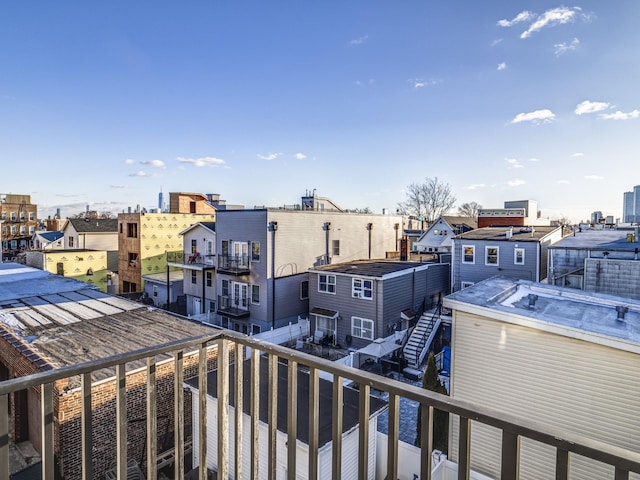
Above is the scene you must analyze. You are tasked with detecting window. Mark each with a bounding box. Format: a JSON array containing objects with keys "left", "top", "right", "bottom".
[
  {"left": 29, "top": 212, "right": 34, "bottom": 221},
  {"left": 69, "top": 236, "right": 75, "bottom": 247},
  {"left": 56, "top": 262, "right": 64, "bottom": 275},
  {"left": 514, "top": 248, "right": 525, "bottom": 265},
  {"left": 206, "top": 271, "right": 213, "bottom": 287},
  {"left": 119, "top": 223, "right": 123, "bottom": 234},
  {"left": 485, "top": 246, "right": 499, "bottom": 265},
  {"left": 222, "top": 279, "right": 229, "bottom": 296},
  {"left": 332, "top": 239, "right": 340, "bottom": 256},
  {"left": 251, "top": 285, "right": 260, "bottom": 304},
  {"left": 352, "top": 278, "right": 373, "bottom": 299},
  {"left": 191, "top": 271, "right": 197, "bottom": 284},
  {"left": 0, "top": 212, "right": 5, "bottom": 220},
  {"left": 126, "top": 223, "right": 138, "bottom": 238},
  {"left": 19, "top": 226, "right": 26, "bottom": 235},
  {"left": 461, "top": 281, "right": 474, "bottom": 289},
  {"left": 128, "top": 252, "right": 139, "bottom": 267},
  {"left": 352, "top": 316, "right": 374, "bottom": 340},
  {"left": 251, "top": 241, "right": 260, "bottom": 262},
  {"left": 10, "top": 226, "right": 16, "bottom": 234},
  {"left": 462, "top": 245, "right": 475, "bottom": 263},
  {"left": 10, "top": 212, "right": 16, "bottom": 221},
  {"left": 315, "top": 314, "right": 337, "bottom": 337},
  {"left": 191, "top": 239, "right": 197, "bottom": 253},
  {"left": 300, "top": 280, "right": 309, "bottom": 300},
  {"left": 29, "top": 227, "right": 35, "bottom": 235},
  {"left": 153, "top": 285, "right": 158, "bottom": 297},
  {"left": 221, "top": 240, "right": 229, "bottom": 255},
  {"left": 318, "top": 274, "right": 336, "bottom": 293}
]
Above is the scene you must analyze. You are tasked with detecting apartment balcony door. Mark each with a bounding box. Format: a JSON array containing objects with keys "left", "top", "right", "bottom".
[
  {"left": 232, "top": 282, "right": 249, "bottom": 310},
  {"left": 205, "top": 240, "right": 215, "bottom": 265},
  {"left": 193, "top": 297, "right": 202, "bottom": 315}
]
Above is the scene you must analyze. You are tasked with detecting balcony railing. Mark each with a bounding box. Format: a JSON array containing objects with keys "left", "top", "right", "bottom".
[
  {"left": 2, "top": 330, "right": 640, "bottom": 480},
  {"left": 166, "top": 250, "right": 216, "bottom": 268},
  {"left": 217, "top": 294, "right": 250, "bottom": 318},
  {"left": 217, "top": 253, "right": 250, "bottom": 275}
]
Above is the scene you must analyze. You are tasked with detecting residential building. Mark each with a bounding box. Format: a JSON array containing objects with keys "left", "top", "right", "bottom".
[
  {"left": 444, "top": 277, "right": 640, "bottom": 480},
  {"left": 117, "top": 192, "right": 216, "bottom": 294},
  {"left": 62, "top": 217, "right": 119, "bottom": 271},
  {"left": 214, "top": 207, "right": 404, "bottom": 334},
  {"left": 0, "top": 194, "right": 37, "bottom": 259},
  {"left": 30, "top": 231, "right": 64, "bottom": 251},
  {"left": 0, "top": 263, "right": 218, "bottom": 479},
  {"left": 477, "top": 199, "right": 550, "bottom": 228},
  {"left": 623, "top": 185, "right": 640, "bottom": 223},
  {"left": 451, "top": 225, "right": 563, "bottom": 291},
  {"left": 167, "top": 222, "right": 216, "bottom": 316},
  {"left": 307, "top": 260, "right": 449, "bottom": 350},
  {"left": 142, "top": 270, "right": 185, "bottom": 310},
  {"left": 548, "top": 227, "right": 640, "bottom": 298},
  {"left": 413, "top": 216, "right": 476, "bottom": 255},
  {"left": 185, "top": 357, "right": 387, "bottom": 479}
]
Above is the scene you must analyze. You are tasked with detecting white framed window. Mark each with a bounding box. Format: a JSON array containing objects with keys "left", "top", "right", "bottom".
[
  {"left": 461, "top": 281, "right": 474, "bottom": 289},
  {"left": 10, "top": 212, "right": 16, "bottom": 221},
  {"left": 462, "top": 245, "right": 475, "bottom": 263},
  {"left": 69, "top": 236, "right": 75, "bottom": 248},
  {"left": 191, "top": 271, "right": 197, "bottom": 284},
  {"left": 29, "top": 212, "right": 35, "bottom": 221},
  {"left": 222, "top": 279, "right": 229, "bottom": 296},
  {"left": 153, "top": 285, "right": 158, "bottom": 297},
  {"left": 485, "top": 246, "right": 499, "bottom": 266},
  {"left": 332, "top": 240, "right": 340, "bottom": 256},
  {"left": 314, "top": 314, "right": 337, "bottom": 338},
  {"left": 514, "top": 248, "right": 525, "bottom": 265},
  {"left": 206, "top": 271, "right": 213, "bottom": 287},
  {"left": 351, "top": 316, "right": 374, "bottom": 340},
  {"left": 318, "top": 274, "right": 336, "bottom": 293},
  {"left": 352, "top": 278, "right": 373, "bottom": 299},
  {"left": 251, "top": 284, "right": 260, "bottom": 304},
  {"left": 300, "top": 280, "right": 309, "bottom": 300},
  {"left": 251, "top": 241, "right": 260, "bottom": 262}
]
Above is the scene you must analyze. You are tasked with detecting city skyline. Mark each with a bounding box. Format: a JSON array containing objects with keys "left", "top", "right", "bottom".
[{"left": 1, "top": 1, "right": 639, "bottom": 222}]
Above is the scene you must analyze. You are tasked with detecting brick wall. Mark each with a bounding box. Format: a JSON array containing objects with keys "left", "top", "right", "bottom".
[{"left": 584, "top": 258, "right": 640, "bottom": 299}]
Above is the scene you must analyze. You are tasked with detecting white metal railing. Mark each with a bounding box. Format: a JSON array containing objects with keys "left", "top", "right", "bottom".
[{"left": 2, "top": 329, "right": 640, "bottom": 480}]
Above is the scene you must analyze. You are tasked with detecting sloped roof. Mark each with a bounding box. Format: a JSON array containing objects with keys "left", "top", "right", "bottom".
[
  {"left": 441, "top": 215, "right": 478, "bottom": 229},
  {"left": 453, "top": 225, "right": 560, "bottom": 242},
  {"left": 68, "top": 218, "right": 118, "bottom": 233},
  {"left": 36, "top": 231, "right": 64, "bottom": 242}
]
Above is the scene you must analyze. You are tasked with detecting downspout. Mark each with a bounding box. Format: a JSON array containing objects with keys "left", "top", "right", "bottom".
[
  {"left": 270, "top": 221, "right": 278, "bottom": 330},
  {"left": 324, "top": 222, "right": 331, "bottom": 264},
  {"left": 367, "top": 223, "right": 373, "bottom": 259},
  {"left": 166, "top": 264, "right": 171, "bottom": 312}
]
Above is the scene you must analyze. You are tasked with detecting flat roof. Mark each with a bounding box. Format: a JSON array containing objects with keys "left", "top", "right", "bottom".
[
  {"left": 550, "top": 229, "right": 639, "bottom": 251},
  {"left": 309, "top": 259, "right": 434, "bottom": 277},
  {"left": 453, "top": 225, "right": 559, "bottom": 242},
  {"left": 444, "top": 276, "right": 640, "bottom": 353},
  {"left": 143, "top": 270, "right": 184, "bottom": 283},
  {"left": 185, "top": 357, "right": 387, "bottom": 447},
  {"left": 0, "top": 264, "right": 219, "bottom": 383}
]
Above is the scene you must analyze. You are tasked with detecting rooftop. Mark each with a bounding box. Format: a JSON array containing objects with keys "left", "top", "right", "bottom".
[
  {"left": 550, "top": 228, "right": 639, "bottom": 251},
  {"left": 142, "top": 270, "right": 184, "bottom": 283},
  {"left": 444, "top": 276, "right": 640, "bottom": 354},
  {"left": 67, "top": 218, "right": 118, "bottom": 233},
  {"left": 0, "top": 263, "right": 217, "bottom": 382},
  {"left": 453, "top": 225, "right": 560, "bottom": 242},
  {"left": 309, "top": 259, "right": 433, "bottom": 277}
]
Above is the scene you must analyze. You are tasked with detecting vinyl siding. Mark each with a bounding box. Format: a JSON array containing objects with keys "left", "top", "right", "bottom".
[{"left": 449, "top": 311, "right": 640, "bottom": 480}]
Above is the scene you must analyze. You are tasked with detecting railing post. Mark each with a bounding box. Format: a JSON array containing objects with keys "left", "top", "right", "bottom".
[
  {"left": 555, "top": 448, "right": 569, "bottom": 480},
  {"left": 146, "top": 357, "right": 158, "bottom": 480},
  {"left": 81, "top": 372, "right": 93, "bottom": 480},
  {"left": 174, "top": 350, "right": 185, "bottom": 480},
  {"left": 198, "top": 343, "right": 208, "bottom": 480},
  {"left": 287, "top": 359, "right": 298, "bottom": 479},
  {"left": 332, "top": 374, "right": 343, "bottom": 480},
  {"left": 308, "top": 366, "right": 319, "bottom": 480},
  {"left": 458, "top": 416, "right": 471, "bottom": 480},
  {"left": 387, "top": 393, "right": 400, "bottom": 480},
  {"left": 250, "top": 348, "right": 260, "bottom": 480},
  {"left": 116, "top": 364, "right": 127, "bottom": 480},
  {"left": 420, "top": 404, "right": 434, "bottom": 480},
  {"left": 268, "top": 354, "right": 278, "bottom": 480},
  {"left": 0, "top": 394, "right": 8, "bottom": 479},
  {"left": 235, "top": 343, "right": 244, "bottom": 480},
  {"left": 41, "top": 383, "right": 55, "bottom": 480},
  {"left": 217, "top": 340, "right": 229, "bottom": 480},
  {"left": 501, "top": 430, "right": 520, "bottom": 480},
  {"left": 358, "top": 383, "right": 371, "bottom": 480}
]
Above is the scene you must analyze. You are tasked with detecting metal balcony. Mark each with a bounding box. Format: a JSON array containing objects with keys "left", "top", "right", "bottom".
[
  {"left": 217, "top": 254, "right": 250, "bottom": 275},
  {"left": 2, "top": 330, "right": 640, "bottom": 480},
  {"left": 217, "top": 295, "right": 250, "bottom": 318},
  {"left": 166, "top": 251, "right": 216, "bottom": 270}
]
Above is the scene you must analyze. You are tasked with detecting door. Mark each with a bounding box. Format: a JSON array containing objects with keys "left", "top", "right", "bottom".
[
  {"left": 232, "top": 241, "right": 249, "bottom": 267},
  {"left": 232, "top": 282, "right": 249, "bottom": 310},
  {"left": 193, "top": 297, "right": 202, "bottom": 315},
  {"left": 205, "top": 240, "right": 215, "bottom": 265}
]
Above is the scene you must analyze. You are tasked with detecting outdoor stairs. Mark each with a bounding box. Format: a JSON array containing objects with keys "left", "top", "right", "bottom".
[{"left": 403, "top": 306, "right": 442, "bottom": 368}]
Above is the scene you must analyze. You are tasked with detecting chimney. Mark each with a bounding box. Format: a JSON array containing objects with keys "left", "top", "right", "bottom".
[
  {"left": 506, "top": 226, "right": 513, "bottom": 239},
  {"left": 616, "top": 306, "right": 628, "bottom": 321}
]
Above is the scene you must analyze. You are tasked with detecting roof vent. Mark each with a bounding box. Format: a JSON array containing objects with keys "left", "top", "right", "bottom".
[
  {"left": 527, "top": 294, "right": 538, "bottom": 308},
  {"left": 616, "top": 306, "right": 628, "bottom": 321}
]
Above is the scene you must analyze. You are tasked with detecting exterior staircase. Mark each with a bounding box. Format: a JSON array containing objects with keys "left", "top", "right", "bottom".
[{"left": 403, "top": 304, "right": 442, "bottom": 368}]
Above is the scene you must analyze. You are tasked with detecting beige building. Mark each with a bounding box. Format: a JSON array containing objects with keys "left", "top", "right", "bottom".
[
  {"left": 444, "top": 277, "right": 640, "bottom": 480},
  {"left": 118, "top": 193, "right": 216, "bottom": 294},
  {"left": 0, "top": 194, "right": 37, "bottom": 259}
]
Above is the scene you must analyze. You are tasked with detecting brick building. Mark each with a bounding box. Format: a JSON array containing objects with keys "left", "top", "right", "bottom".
[
  {"left": 0, "top": 263, "right": 219, "bottom": 479},
  {"left": 0, "top": 193, "right": 38, "bottom": 260}
]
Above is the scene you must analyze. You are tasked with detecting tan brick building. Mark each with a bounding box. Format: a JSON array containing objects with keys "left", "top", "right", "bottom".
[{"left": 0, "top": 193, "right": 38, "bottom": 260}]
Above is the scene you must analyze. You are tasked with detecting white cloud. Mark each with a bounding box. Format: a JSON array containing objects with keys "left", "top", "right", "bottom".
[
  {"left": 511, "top": 109, "right": 555, "bottom": 124},
  {"left": 355, "top": 79, "right": 375, "bottom": 87},
  {"left": 571, "top": 152, "right": 584, "bottom": 157},
  {"left": 521, "top": 7, "right": 585, "bottom": 39},
  {"left": 349, "top": 35, "right": 369, "bottom": 45},
  {"left": 409, "top": 78, "right": 438, "bottom": 89},
  {"left": 575, "top": 100, "right": 610, "bottom": 115},
  {"left": 124, "top": 159, "right": 135, "bottom": 165},
  {"left": 584, "top": 175, "right": 604, "bottom": 180},
  {"left": 528, "top": 158, "right": 540, "bottom": 162},
  {"left": 497, "top": 62, "right": 507, "bottom": 71},
  {"left": 599, "top": 109, "right": 640, "bottom": 120},
  {"left": 507, "top": 178, "right": 526, "bottom": 187},
  {"left": 506, "top": 158, "right": 524, "bottom": 168},
  {"left": 497, "top": 11, "right": 535, "bottom": 27},
  {"left": 294, "top": 153, "right": 307, "bottom": 160},
  {"left": 140, "top": 159, "right": 166, "bottom": 169},
  {"left": 556, "top": 180, "right": 570, "bottom": 184},
  {"left": 257, "top": 152, "right": 282, "bottom": 161},
  {"left": 466, "top": 183, "right": 486, "bottom": 190},
  {"left": 129, "top": 171, "right": 149, "bottom": 177},
  {"left": 177, "top": 156, "right": 226, "bottom": 167},
  {"left": 491, "top": 38, "right": 503, "bottom": 47},
  {"left": 555, "top": 38, "right": 580, "bottom": 56}
]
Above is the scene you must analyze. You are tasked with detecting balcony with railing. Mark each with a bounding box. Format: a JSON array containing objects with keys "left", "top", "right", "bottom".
[
  {"left": 217, "top": 253, "right": 250, "bottom": 275},
  {"left": 217, "top": 294, "right": 250, "bottom": 318},
  {"left": 2, "top": 330, "right": 640, "bottom": 480},
  {"left": 166, "top": 250, "right": 216, "bottom": 270}
]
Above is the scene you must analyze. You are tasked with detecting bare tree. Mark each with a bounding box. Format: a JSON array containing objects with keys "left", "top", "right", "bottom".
[
  {"left": 397, "top": 177, "right": 457, "bottom": 224},
  {"left": 457, "top": 201, "right": 482, "bottom": 218},
  {"left": 550, "top": 215, "right": 573, "bottom": 227}
]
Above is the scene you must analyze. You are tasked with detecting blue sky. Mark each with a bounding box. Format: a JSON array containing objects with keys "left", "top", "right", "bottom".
[{"left": 2, "top": 1, "right": 639, "bottom": 223}]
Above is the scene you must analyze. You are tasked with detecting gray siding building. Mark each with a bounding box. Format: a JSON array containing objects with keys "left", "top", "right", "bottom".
[
  {"left": 307, "top": 260, "right": 450, "bottom": 350},
  {"left": 451, "top": 225, "right": 563, "bottom": 292}
]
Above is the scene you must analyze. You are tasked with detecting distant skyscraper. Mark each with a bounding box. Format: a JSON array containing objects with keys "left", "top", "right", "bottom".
[
  {"left": 622, "top": 185, "right": 640, "bottom": 223},
  {"left": 158, "top": 189, "right": 164, "bottom": 212}
]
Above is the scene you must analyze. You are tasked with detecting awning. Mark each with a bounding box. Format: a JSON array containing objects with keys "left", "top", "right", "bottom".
[
  {"left": 310, "top": 307, "right": 339, "bottom": 319},
  {"left": 401, "top": 308, "right": 415, "bottom": 321},
  {"left": 357, "top": 338, "right": 402, "bottom": 358}
]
